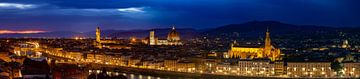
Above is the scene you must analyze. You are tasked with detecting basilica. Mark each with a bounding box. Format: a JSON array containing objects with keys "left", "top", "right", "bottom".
[
  {"left": 145, "top": 26, "right": 183, "bottom": 45},
  {"left": 228, "top": 29, "right": 281, "bottom": 61}
]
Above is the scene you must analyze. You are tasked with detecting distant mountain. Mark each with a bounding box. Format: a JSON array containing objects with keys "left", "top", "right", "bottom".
[
  {"left": 109, "top": 28, "right": 199, "bottom": 39},
  {"left": 84, "top": 29, "right": 125, "bottom": 38},
  {"left": 202, "top": 21, "right": 348, "bottom": 39},
  {"left": 2, "top": 21, "right": 360, "bottom": 40},
  {"left": 205, "top": 21, "right": 331, "bottom": 34},
  {"left": 0, "top": 28, "right": 199, "bottom": 39}
]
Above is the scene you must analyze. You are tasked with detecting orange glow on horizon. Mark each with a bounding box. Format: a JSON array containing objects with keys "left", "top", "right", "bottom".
[{"left": 0, "top": 30, "right": 47, "bottom": 34}]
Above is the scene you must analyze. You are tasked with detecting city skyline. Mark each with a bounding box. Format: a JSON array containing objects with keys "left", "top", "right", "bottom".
[
  {"left": 1, "top": 26, "right": 359, "bottom": 79},
  {"left": 1, "top": 0, "right": 360, "bottom": 32},
  {"left": 1, "top": 1, "right": 360, "bottom": 79}
]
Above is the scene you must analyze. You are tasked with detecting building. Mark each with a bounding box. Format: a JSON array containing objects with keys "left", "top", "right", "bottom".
[
  {"left": 286, "top": 62, "right": 334, "bottom": 78},
  {"left": 213, "top": 59, "right": 360, "bottom": 78},
  {"left": 0, "top": 52, "right": 11, "bottom": 62},
  {"left": 68, "top": 52, "right": 83, "bottom": 60},
  {"left": 128, "top": 57, "right": 141, "bottom": 67},
  {"left": 164, "top": 59, "right": 178, "bottom": 71},
  {"left": 237, "top": 60, "right": 276, "bottom": 76},
  {"left": 95, "top": 27, "right": 102, "bottom": 49},
  {"left": 149, "top": 31, "right": 156, "bottom": 45},
  {"left": 147, "top": 61, "right": 164, "bottom": 69},
  {"left": 342, "top": 40, "right": 350, "bottom": 49},
  {"left": 228, "top": 29, "right": 281, "bottom": 61},
  {"left": 167, "top": 26, "right": 181, "bottom": 45},
  {"left": 146, "top": 26, "right": 183, "bottom": 45},
  {"left": 343, "top": 62, "right": 360, "bottom": 78},
  {"left": 176, "top": 61, "right": 196, "bottom": 72},
  {"left": 94, "top": 27, "right": 129, "bottom": 49}
]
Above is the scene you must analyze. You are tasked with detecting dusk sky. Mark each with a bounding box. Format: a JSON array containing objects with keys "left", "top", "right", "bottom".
[{"left": 0, "top": 0, "right": 360, "bottom": 32}]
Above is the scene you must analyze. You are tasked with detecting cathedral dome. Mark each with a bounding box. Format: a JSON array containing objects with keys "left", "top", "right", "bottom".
[{"left": 167, "top": 26, "right": 180, "bottom": 41}]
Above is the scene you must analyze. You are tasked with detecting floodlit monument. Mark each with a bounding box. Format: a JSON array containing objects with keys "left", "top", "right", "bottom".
[{"left": 228, "top": 28, "right": 281, "bottom": 61}]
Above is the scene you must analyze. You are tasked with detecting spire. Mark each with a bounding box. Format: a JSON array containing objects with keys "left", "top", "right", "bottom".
[
  {"left": 266, "top": 27, "right": 270, "bottom": 39},
  {"left": 172, "top": 26, "right": 175, "bottom": 30},
  {"left": 264, "top": 26, "right": 271, "bottom": 56}
]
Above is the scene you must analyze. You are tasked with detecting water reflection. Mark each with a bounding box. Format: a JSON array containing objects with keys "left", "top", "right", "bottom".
[
  {"left": 88, "top": 69, "right": 170, "bottom": 79},
  {"left": 122, "top": 73, "right": 168, "bottom": 79},
  {"left": 17, "top": 51, "right": 183, "bottom": 79},
  {"left": 18, "top": 51, "right": 47, "bottom": 61}
]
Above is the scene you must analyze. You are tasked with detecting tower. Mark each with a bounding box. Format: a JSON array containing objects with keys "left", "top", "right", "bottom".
[
  {"left": 342, "top": 40, "right": 350, "bottom": 48},
  {"left": 96, "top": 27, "right": 101, "bottom": 43},
  {"left": 149, "top": 30, "right": 156, "bottom": 45},
  {"left": 96, "top": 27, "right": 102, "bottom": 49},
  {"left": 264, "top": 28, "right": 271, "bottom": 57}
]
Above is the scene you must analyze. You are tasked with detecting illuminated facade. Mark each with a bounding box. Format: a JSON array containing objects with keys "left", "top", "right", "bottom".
[
  {"left": 167, "top": 26, "right": 181, "bottom": 44},
  {"left": 214, "top": 60, "right": 360, "bottom": 78},
  {"left": 146, "top": 26, "right": 183, "bottom": 45},
  {"left": 237, "top": 60, "right": 276, "bottom": 76},
  {"left": 93, "top": 27, "right": 126, "bottom": 49},
  {"left": 343, "top": 63, "right": 360, "bottom": 78},
  {"left": 149, "top": 31, "right": 156, "bottom": 45},
  {"left": 215, "top": 60, "right": 284, "bottom": 76},
  {"left": 13, "top": 44, "right": 360, "bottom": 78},
  {"left": 286, "top": 62, "right": 334, "bottom": 78},
  {"left": 128, "top": 58, "right": 141, "bottom": 67},
  {"left": 0, "top": 52, "right": 11, "bottom": 62},
  {"left": 176, "top": 61, "right": 196, "bottom": 72},
  {"left": 228, "top": 29, "right": 281, "bottom": 61},
  {"left": 164, "top": 59, "right": 178, "bottom": 71},
  {"left": 163, "top": 59, "right": 196, "bottom": 72},
  {"left": 342, "top": 40, "right": 350, "bottom": 48},
  {"left": 95, "top": 27, "right": 102, "bottom": 49}
]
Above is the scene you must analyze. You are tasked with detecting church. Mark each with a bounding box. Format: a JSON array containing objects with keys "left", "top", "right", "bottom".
[
  {"left": 145, "top": 26, "right": 183, "bottom": 45},
  {"left": 228, "top": 29, "right": 281, "bottom": 61}
]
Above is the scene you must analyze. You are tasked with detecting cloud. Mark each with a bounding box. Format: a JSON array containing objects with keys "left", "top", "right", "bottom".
[
  {"left": 0, "top": 3, "right": 36, "bottom": 9},
  {"left": 117, "top": 7, "right": 146, "bottom": 13},
  {"left": 0, "top": 30, "right": 47, "bottom": 34},
  {"left": 0, "top": 0, "right": 359, "bottom": 32}
]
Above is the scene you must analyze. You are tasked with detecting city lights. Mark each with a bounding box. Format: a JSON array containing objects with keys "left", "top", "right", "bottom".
[{"left": 0, "top": 1, "right": 360, "bottom": 78}]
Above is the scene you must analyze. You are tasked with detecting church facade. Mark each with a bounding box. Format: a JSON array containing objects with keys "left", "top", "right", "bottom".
[
  {"left": 228, "top": 29, "right": 281, "bottom": 61},
  {"left": 146, "top": 26, "right": 183, "bottom": 45}
]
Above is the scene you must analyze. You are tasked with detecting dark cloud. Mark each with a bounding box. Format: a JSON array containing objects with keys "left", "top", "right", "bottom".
[{"left": 0, "top": 0, "right": 360, "bottom": 32}]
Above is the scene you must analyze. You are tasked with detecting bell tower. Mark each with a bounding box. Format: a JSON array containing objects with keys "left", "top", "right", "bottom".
[
  {"left": 264, "top": 27, "right": 271, "bottom": 56},
  {"left": 96, "top": 27, "right": 102, "bottom": 49},
  {"left": 149, "top": 30, "right": 156, "bottom": 45}
]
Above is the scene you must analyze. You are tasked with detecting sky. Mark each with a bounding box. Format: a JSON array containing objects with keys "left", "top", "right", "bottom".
[{"left": 0, "top": 0, "right": 360, "bottom": 32}]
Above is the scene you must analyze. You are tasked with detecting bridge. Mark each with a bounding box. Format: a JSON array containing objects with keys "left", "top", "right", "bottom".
[
  {"left": 13, "top": 42, "right": 133, "bottom": 68},
  {"left": 13, "top": 42, "right": 77, "bottom": 64}
]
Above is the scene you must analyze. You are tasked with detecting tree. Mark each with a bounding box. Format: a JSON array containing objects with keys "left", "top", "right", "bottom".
[{"left": 331, "top": 61, "right": 343, "bottom": 76}]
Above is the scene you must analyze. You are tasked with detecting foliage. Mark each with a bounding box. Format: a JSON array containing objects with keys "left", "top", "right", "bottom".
[{"left": 331, "top": 61, "right": 343, "bottom": 75}]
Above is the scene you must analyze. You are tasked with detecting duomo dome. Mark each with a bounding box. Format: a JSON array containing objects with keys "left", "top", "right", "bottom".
[{"left": 167, "top": 26, "right": 180, "bottom": 41}]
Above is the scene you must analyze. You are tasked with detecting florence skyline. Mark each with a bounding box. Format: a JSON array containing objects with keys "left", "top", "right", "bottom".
[{"left": 0, "top": 0, "right": 360, "bottom": 32}]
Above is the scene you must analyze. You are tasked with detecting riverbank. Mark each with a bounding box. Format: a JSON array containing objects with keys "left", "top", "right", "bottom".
[{"left": 101, "top": 66, "right": 286, "bottom": 79}]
